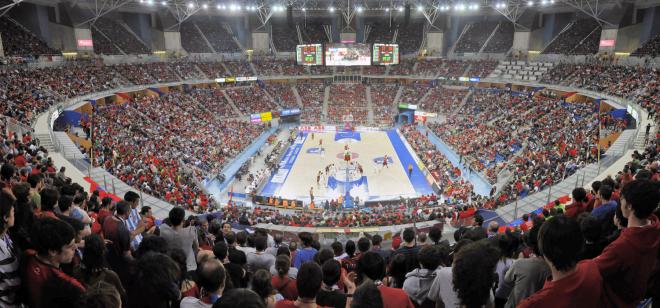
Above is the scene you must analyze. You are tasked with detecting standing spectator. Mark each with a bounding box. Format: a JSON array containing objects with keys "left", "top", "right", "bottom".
[
  {"left": 159, "top": 207, "right": 199, "bottom": 272},
  {"left": 22, "top": 218, "right": 85, "bottom": 308},
  {"left": 27, "top": 173, "right": 43, "bottom": 210},
  {"left": 356, "top": 252, "right": 414, "bottom": 308},
  {"left": 0, "top": 193, "right": 19, "bottom": 307},
  {"left": 591, "top": 184, "right": 616, "bottom": 221},
  {"left": 127, "top": 252, "right": 181, "bottom": 308},
  {"left": 180, "top": 259, "right": 226, "bottom": 308},
  {"left": 252, "top": 269, "right": 278, "bottom": 308},
  {"left": 124, "top": 191, "right": 145, "bottom": 251},
  {"left": 102, "top": 201, "right": 133, "bottom": 285},
  {"left": 402, "top": 245, "right": 443, "bottom": 307},
  {"left": 390, "top": 228, "right": 420, "bottom": 274},
  {"left": 316, "top": 260, "right": 346, "bottom": 308},
  {"left": 215, "top": 289, "right": 266, "bottom": 308},
  {"left": 271, "top": 254, "right": 298, "bottom": 301},
  {"left": 595, "top": 180, "right": 660, "bottom": 308},
  {"left": 293, "top": 232, "right": 317, "bottom": 269},
  {"left": 247, "top": 235, "right": 276, "bottom": 273},
  {"left": 452, "top": 241, "right": 500, "bottom": 308},
  {"left": 266, "top": 233, "right": 286, "bottom": 256},
  {"left": 275, "top": 262, "right": 325, "bottom": 308},
  {"left": 75, "top": 233, "right": 126, "bottom": 301},
  {"left": 370, "top": 234, "right": 391, "bottom": 263},
  {"left": 518, "top": 216, "right": 605, "bottom": 308},
  {"left": 427, "top": 239, "right": 473, "bottom": 308}
]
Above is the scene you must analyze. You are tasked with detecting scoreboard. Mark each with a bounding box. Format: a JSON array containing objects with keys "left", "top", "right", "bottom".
[
  {"left": 296, "top": 44, "right": 323, "bottom": 66},
  {"left": 372, "top": 44, "right": 399, "bottom": 65}
]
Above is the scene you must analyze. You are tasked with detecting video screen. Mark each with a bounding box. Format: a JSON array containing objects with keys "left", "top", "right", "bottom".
[
  {"left": 296, "top": 44, "right": 323, "bottom": 66},
  {"left": 372, "top": 44, "right": 399, "bottom": 65},
  {"left": 324, "top": 43, "right": 371, "bottom": 66}
]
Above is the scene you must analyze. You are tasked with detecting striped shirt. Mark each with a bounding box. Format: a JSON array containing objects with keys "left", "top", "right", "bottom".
[
  {"left": 126, "top": 208, "right": 143, "bottom": 251},
  {"left": 0, "top": 233, "right": 20, "bottom": 307}
]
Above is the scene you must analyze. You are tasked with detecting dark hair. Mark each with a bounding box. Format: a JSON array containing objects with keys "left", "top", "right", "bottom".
[
  {"left": 591, "top": 181, "right": 602, "bottom": 194},
  {"left": 351, "top": 282, "right": 383, "bottom": 308},
  {"left": 522, "top": 214, "right": 529, "bottom": 221},
  {"left": 197, "top": 259, "right": 226, "bottom": 294},
  {"left": 79, "top": 281, "right": 121, "bottom": 308},
  {"left": 0, "top": 164, "right": 15, "bottom": 180},
  {"left": 331, "top": 241, "right": 344, "bottom": 256},
  {"left": 525, "top": 222, "right": 543, "bottom": 256},
  {"left": 357, "top": 237, "right": 371, "bottom": 253},
  {"left": 615, "top": 203, "right": 628, "bottom": 227},
  {"left": 40, "top": 188, "right": 60, "bottom": 212},
  {"left": 213, "top": 289, "right": 266, "bottom": 308},
  {"left": 101, "top": 197, "right": 113, "bottom": 208},
  {"left": 140, "top": 206, "right": 151, "bottom": 216},
  {"left": 58, "top": 195, "right": 73, "bottom": 213},
  {"left": 296, "top": 262, "right": 322, "bottom": 299},
  {"left": 275, "top": 254, "right": 291, "bottom": 278},
  {"left": 27, "top": 173, "right": 43, "bottom": 189},
  {"left": 357, "top": 251, "right": 386, "bottom": 281},
  {"left": 32, "top": 218, "right": 75, "bottom": 256},
  {"left": 236, "top": 231, "right": 247, "bottom": 246},
  {"left": 452, "top": 241, "right": 500, "bottom": 308},
  {"left": 579, "top": 214, "right": 601, "bottom": 242},
  {"left": 135, "top": 234, "right": 169, "bottom": 258},
  {"left": 538, "top": 216, "right": 582, "bottom": 272},
  {"left": 321, "top": 259, "right": 341, "bottom": 286},
  {"left": 315, "top": 248, "right": 335, "bottom": 265},
  {"left": 213, "top": 241, "right": 228, "bottom": 260},
  {"left": 473, "top": 214, "right": 484, "bottom": 226},
  {"left": 463, "top": 227, "right": 487, "bottom": 241},
  {"left": 81, "top": 234, "right": 107, "bottom": 276},
  {"left": 168, "top": 207, "right": 185, "bottom": 226},
  {"left": 299, "top": 232, "right": 313, "bottom": 247},
  {"left": 572, "top": 187, "right": 588, "bottom": 203},
  {"left": 254, "top": 235, "right": 267, "bottom": 252},
  {"left": 371, "top": 234, "right": 383, "bottom": 246},
  {"left": 621, "top": 179, "right": 660, "bottom": 219},
  {"left": 402, "top": 227, "right": 415, "bottom": 243},
  {"left": 0, "top": 193, "right": 15, "bottom": 232},
  {"left": 225, "top": 231, "right": 236, "bottom": 245},
  {"left": 124, "top": 191, "right": 140, "bottom": 204},
  {"left": 273, "top": 233, "right": 283, "bottom": 245},
  {"left": 387, "top": 253, "right": 408, "bottom": 287},
  {"left": 276, "top": 246, "right": 290, "bottom": 257},
  {"left": 428, "top": 226, "right": 442, "bottom": 244},
  {"left": 130, "top": 252, "right": 181, "bottom": 307},
  {"left": 251, "top": 269, "right": 273, "bottom": 302},
  {"left": 418, "top": 245, "right": 442, "bottom": 270},
  {"left": 344, "top": 240, "right": 356, "bottom": 257},
  {"left": 115, "top": 201, "right": 131, "bottom": 216},
  {"left": 497, "top": 231, "right": 521, "bottom": 259},
  {"left": 599, "top": 184, "right": 613, "bottom": 200}
]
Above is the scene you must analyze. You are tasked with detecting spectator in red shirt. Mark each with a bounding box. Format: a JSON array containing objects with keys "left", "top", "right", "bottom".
[
  {"left": 36, "top": 188, "right": 60, "bottom": 220},
  {"left": 102, "top": 201, "right": 133, "bottom": 286},
  {"left": 595, "top": 179, "right": 660, "bottom": 308},
  {"left": 21, "top": 217, "right": 85, "bottom": 308},
  {"left": 355, "top": 252, "right": 414, "bottom": 308},
  {"left": 565, "top": 187, "right": 589, "bottom": 217},
  {"left": 272, "top": 255, "right": 298, "bottom": 300},
  {"left": 518, "top": 216, "right": 605, "bottom": 308}
]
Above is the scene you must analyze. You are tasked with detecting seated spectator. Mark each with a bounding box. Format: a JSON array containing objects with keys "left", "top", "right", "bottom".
[
  {"left": 316, "top": 259, "right": 347, "bottom": 308},
  {"left": 518, "top": 216, "right": 605, "bottom": 308},
  {"left": 595, "top": 179, "right": 660, "bottom": 308},
  {"left": 356, "top": 252, "right": 414, "bottom": 308}
]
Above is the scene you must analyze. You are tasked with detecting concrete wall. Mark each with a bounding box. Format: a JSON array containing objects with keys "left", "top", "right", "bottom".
[
  {"left": 252, "top": 32, "right": 270, "bottom": 53},
  {"left": 9, "top": 2, "right": 56, "bottom": 49},
  {"left": 73, "top": 28, "right": 93, "bottom": 52},
  {"left": 529, "top": 28, "right": 545, "bottom": 51},
  {"left": 151, "top": 28, "right": 165, "bottom": 51},
  {"left": 426, "top": 31, "right": 444, "bottom": 56},
  {"left": 615, "top": 23, "right": 642, "bottom": 53},
  {"left": 49, "top": 22, "right": 76, "bottom": 51},
  {"left": 163, "top": 31, "right": 182, "bottom": 52},
  {"left": 0, "top": 33, "right": 4, "bottom": 57},
  {"left": 512, "top": 31, "right": 531, "bottom": 52},
  {"left": 340, "top": 32, "right": 357, "bottom": 42},
  {"left": 599, "top": 28, "right": 618, "bottom": 54}
]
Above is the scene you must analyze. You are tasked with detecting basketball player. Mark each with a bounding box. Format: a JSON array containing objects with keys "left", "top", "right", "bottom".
[
  {"left": 383, "top": 154, "right": 389, "bottom": 169},
  {"left": 311, "top": 132, "right": 315, "bottom": 140},
  {"left": 319, "top": 138, "right": 323, "bottom": 146},
  {"left": 309, "top": 187, "right": 314, "bottom": 204},
  {"left": 317, "top": 171, "right": 321, "bottom": 187}
]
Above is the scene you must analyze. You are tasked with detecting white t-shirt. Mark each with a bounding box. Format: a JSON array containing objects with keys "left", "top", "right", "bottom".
[{"left": 180, "top": 297, "right": 212, "bottom": 308}]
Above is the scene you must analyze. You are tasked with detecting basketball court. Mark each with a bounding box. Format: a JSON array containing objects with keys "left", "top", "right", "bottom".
[{"left": 260, "top": 128, "right": 434, "bottom": 207}]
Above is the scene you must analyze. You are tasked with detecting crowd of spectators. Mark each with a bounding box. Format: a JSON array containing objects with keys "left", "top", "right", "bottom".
[
  {"left": 265, "top": 83, "right": 298, "bottom": 109},
  {"left": 327, "top": 84, "right": 368, "bottom": 125},
  {"left": 631, "top": 33, "right": 660, "bottom": 58},
  {"left": 226, "top": 86, "right": 276, "bottom": 114},
  {"left": 362, "top": 65, "right": 387, "bottom": 75},
  {"left": 466, "top": 60, "right": 499, "bottom": 77},
  {"left": 189, "top": 88, "right": 238, "bottom": 118},
  {"left": 416, "top": 59, "right": 444, "bottom": 77},
  {"left": 543, "top": 19, "right": 600, "bottom": 55},
  {"left": 388, "top": 59, "right": 415, "bottom": 75},
  {"left": 180, "top": 21, "right": 214, "bottom": 53},
  {"left": 0, "top": 16, "right": 58, "bottom": 57},
  {"left": 419, "top": 87, "right": 468, "bottom": 114},
  {"left": 482, "top": 22, "right": 514, "bottom": 53},
  {"left": 370, "top": 83, "right": 399, "bottom": 125},
  {"left": 193, "top": 19, "right": 242, "bottom": 53},
  {"left": 454, "top": 21, "right": 499, "bottom": 53},
  {"left": 296, "top": 82, "right": 326, "bottom": 123},
  {"left": 272, "top": 24, "right": 299, "bottom": 52},
  {"left": 252, "top": 59, "right": 307, "bottom": 77},
  {"left": 302, "top": 23, "right": 330, "bottom": 44},
  {"left": 197, "top": 61, "right": 230, "bottom": 78},
  {"left": 398, "top": 83, "right": 431, "bottom": 106},
  {"left": 224, "top": 61, "right": 255, "bottom": 76},
  {"left": 365, "top": 23, "right": 395, "bottom": 44},
  {"left": 92, "top": 18, "right": 151, "bottom": 55},
  {"left": 438, "top": 60, "right": 471, "bottom": 77},
  {"left": 396, "top": 23, "right": 424, "bottom": 54}
]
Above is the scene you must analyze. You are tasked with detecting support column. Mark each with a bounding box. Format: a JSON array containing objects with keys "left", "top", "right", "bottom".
[
  {"left": 599, "top": 28, "right": 618, "bottom": 54},
  {"left": 0, "top": 33, "right": 4, "bottom": 57},
  {"left": 163, "top": 31, "right": 183, "bottom": 52},
  {"left": 512, "top": 31, "right": 531, "bottom": 53},
  {"left": 251, "top": 31, "right": 269, "bottom": 53},
  {"left": 74, "top": 28, "right": 94, "bottom": 53},
  {"left": 426, "top": 31, "right": 444, "bottom": 56}
]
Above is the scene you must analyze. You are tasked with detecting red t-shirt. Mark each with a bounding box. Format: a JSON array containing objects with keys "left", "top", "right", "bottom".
[
  {"left": 22, "top": 251, "right": 86, "bottom": 308},
  {"left": 518, "top": 260, "right": 604, "bottom": 308},
  {"left": 594, "top": 215, "right": 660, "bottom": 308},
  {"left": 378, "top": 286, "right": 414, "bottom": 308},
  {"left": 272, "top": 276, "right": 298, "bottom": 300}
]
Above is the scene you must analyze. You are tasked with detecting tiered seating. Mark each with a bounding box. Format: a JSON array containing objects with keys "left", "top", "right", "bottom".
[
  {"left": 265, "top": 83, "right": 297, "bottom": 109},
  {"left": 170, "top": 61, "right": 204, "bottom": 80},
  {"left": 226, "top": 86, "right": 276, "bottom": 114},
  {"left": 466, "top": 60, "right": 498, "bottom": 77},
  {"left": 90, "top": 26, "right": 122, "bottom": 55},
  {"left": 370, "top": 83, "right": 399, "bottom": 125},
  {"left": 454, "top": 21, "right": 498, "bottom": 53},
  {"left": 309, "top": 65, "right": 334, "bottom": 75},
  {"left": 0, "top": 17, "right": 58, "bottom": 56},
  {"left": 365, "top": 22, "right": 395, "bottom": 43},
  {"left": 398, "top": 83, "right": 430, "bottom": 105},
  {"left": 91, "top": 18, "right": 150, "bottom": 54},
  {"left": 554, "top": 64, "right": 660, "bottom": 100},
  {"left": 438, "top": 60, "right": 470, "bottom": 77},
  {"left": 252, "top": 60, "right": 283, "bottom": 76},
  {"left": 362, "top": 65, "right": 387, "bottom": 75},
  {"left": 482, "top": 22, "right": 514, "bottom": 53},
  {"left": 389, "top": 59, "right": 416, "bottom": 75},
  {"left": 224, "top": 61, "right": 254, "bottom": 76},
  {"left": 189, "top": 88, "right": 237, "bottom": 118},
  {"left": 196, "top": 61, "right": 229, "bottom": 78},
  {"left": 416, "top": 59, "right": 444, "bottom": 77},
  {"left": 420, "top": 87, "right": 468, "bottom": 114},
  {"left": 272, "top": 24, "right": 298, "bottom": 52},
  {"left": 397, "top": 23, "right": 424, "bottom": 54},
  {"left": 490, "top": 61, "right": 554, "bottom": 81},
  {"left": 296, "top": 82, "right": 326, "bottom": 123},
  {"left": 301, "top": 23, "right": 329, "bottom": 43},
  {"left": 543, "top": 19, "right": 600, "bottom": 54},
  {"left": 194, "top": 19, "right": 241, "bottom": 53},
  {"left": 180, "top": 21, "right": 213, "bottom": 53},
  {"left": 631, "top": 33, "right": 660, "bottom": 57},
  {"left": 327, "top": 84, "right": 368, "bottom": 124}
]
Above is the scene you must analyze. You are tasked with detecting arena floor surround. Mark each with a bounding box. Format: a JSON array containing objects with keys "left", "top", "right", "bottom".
[{"left": 260, "top": 128, "right": 434, "bottom": 207}]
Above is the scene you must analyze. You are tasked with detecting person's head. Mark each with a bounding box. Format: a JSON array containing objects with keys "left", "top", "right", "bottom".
[
  {"left": 225, "top": 231, "right": 236, "bottom": 246},
  {"left": 276, "top": 246, "right": 290, "bottom": 257},
  {"left": 275, "top": 254, "right": 291, "bottom": 277},
  {"left": 387, "top": 253, "right": 408, "bottom": 286},
  {"left": 350, "top": 282, "right": 384, "bottom": 308},
  {"left": 58, "top": 195, "right": 73, "bottom": 213},
  {"left": 357, "top": 237, "right": 371, "bottom": 253},
  {"left": 579, "top": 214, "right": 601, "bottom": 243},
  {"left": 213, "top": 289, "right": 266, "bottom": 308},
  {"left": 497, "top": 231, "right": 521, "bottom": 259},
  {"left": 213, "top": 241, "right": 228, "bottom": 261},
  {"left": 428, "top": 226, "right": 442, "bottom": 244},
  {"left": 418, "top": 245, "right": 442, "bottom": 270},
  {"left": 27, "top": 173, "right": 44, "bottom": 190},
  {"left": 298, "top": 232, "right": 313, "bottom": 247},
  {"left": 135, "top": 234, "right": 168, "bottom": 258},
  {"left": 132, "top": 252, "right": 181, "bottom": 306},
  {"left": 251, "top": 269, "right": 273, "bottom": 302},
  {"left": 572, "top": 187, "right": 588, "bottom": 203},
  {"left": 321, "top": 259, "right": 341, "bottom": 287},
  {"left": 101, "top": 197, "right": 113, "bottom": 209},
  {"left": 31, "top": 218, "right": 76, "bottom": 265},
  {"left": 221, "top": 222, "right": 232, "bottom": 235},
  {"left": 197, "top": 258, "right": 226, "bottom": 296},
  {"left": 614, "top": 203, "right": 628, "bottom": 229},
  {"left": 1, "top": 164, "right": 15, "bottom": 181},
  {"left": 273, "top": 233, "right": 283, "bottom": 245},
  {"left": 82, "top": 233, "right": 106, "bottom": 273},
  {"left": 402, "top": 227, "right": 415, "bottom": 244},
  {"left": 487, "top": 221, "right": 499, "bottom": 234},
  {"left": 357, "top": 251, "right": 386, "bottom": 282},
  {"left": 115, "top": 201, "right": 131, "bottom": 219},
  {"left": 473, "top": 214, "right": 484, "bottom": 227},
  {"left": 288, "top": 241, "right": 297, "bottom": 251},
  {"left": 296, "top": 262, "right": 322, "bottom": 300},
  {"left": 591, "top": 180, "right": 602, "bottom": 195},
  {"left": 254, "top": 235, "right": 267, "bottom": 252},
  {"left": 40, "top": 188, "right": 60, "bottom": 212},
  {"left": 140, "top": 206, "right": 152, "bottom": 218},
  {"left": 124, "top": 191, "right": 140, "bottom": 209},
  {"left": 620, "top": 179, "right": 660, "bottom": 221},
  {"left": 315, "top": 248, "right": 335, "bottom": 265},
  {"left": 598, "top": 184, "right": 613, "bottom": 201},
  {"left": 370, "top": 234, "right": 383, "bottom": 247},
  {"left": 0, "top": 193, "right": 15, "bottom": 232},
  {"left": 236, "top": 231, "right": 248, "bottom": 246},
  {"left": 345, "top": 240, "right": 356, "bottom": 257},
  {"left": 522, "top": 213, "right": 529, "bottom": 222},
  {"left": 80, "top": 281, "right": 122, "bottom": 308},
  {"left": 538, "top": 216, "right": 583, "bottom": 272},
  {"left": 168, "top": 207, "right": 185, "bottom": 227},
  {"left": 452, "top": 241, "right": 500, "bottom": 308}
]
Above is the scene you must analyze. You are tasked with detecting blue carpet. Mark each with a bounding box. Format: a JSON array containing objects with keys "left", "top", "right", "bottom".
[
  {"left": 260, "top": 133, "right": 308, "bottom": 197},
  {"left": 386, "top": 129, "right": 434, "bottom": 195}
]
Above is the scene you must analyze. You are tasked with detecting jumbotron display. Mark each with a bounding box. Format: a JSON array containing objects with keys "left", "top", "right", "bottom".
[
  {"left": 296, "top": 44, "right": 323, "bottom": 66},
  {"left": 372, "top": 43, "right": 399, "bottom": 65},
  {"left": 324, "top": 43, "right": 371, "bottom": 66}
]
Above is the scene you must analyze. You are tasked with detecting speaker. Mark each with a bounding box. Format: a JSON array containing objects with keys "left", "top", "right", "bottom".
[
  {"left": 404, "top": 4, "right": 410, "bottom": 26},
  {"left": 287, "top": 6, "right": 293, "bottom": 28}
]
